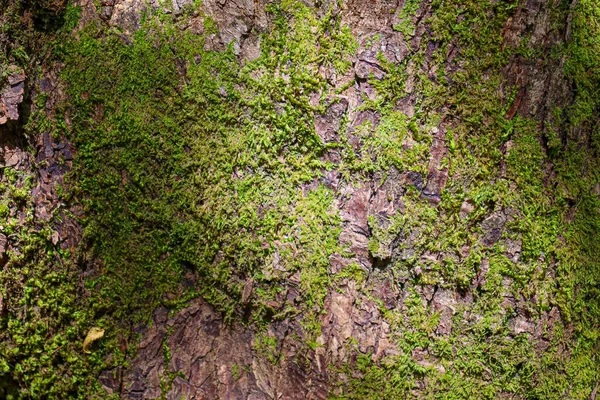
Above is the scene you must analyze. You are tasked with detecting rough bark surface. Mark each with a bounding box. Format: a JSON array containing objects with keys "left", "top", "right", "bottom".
[
  {"left": 1, "top": 0, "right": 598, "bottom": 398},
  {"left": 65, "top": 0, "right": 580, "bottom": 398}
]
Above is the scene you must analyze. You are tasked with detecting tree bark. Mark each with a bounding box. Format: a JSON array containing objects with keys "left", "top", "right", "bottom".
[{"left": 1, "top": 0, "right": 599, "bottom": 398}]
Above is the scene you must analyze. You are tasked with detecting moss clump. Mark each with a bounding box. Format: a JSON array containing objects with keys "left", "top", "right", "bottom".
[{"left": 0, "top": 167, "right": 105, "bottom": 398}]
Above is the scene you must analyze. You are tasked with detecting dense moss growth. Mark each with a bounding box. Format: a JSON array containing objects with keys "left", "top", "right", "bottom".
[
  {"left": 0, "top": 0, "right": 598, "bottom": 398},
  {"left": 0, "top": 170, "right": 101, "bottom": 398},
  {"left": 0, "top": 2, "right": 97, "bottom": 398},
  {"left": 59, "top": 1, "right": 356, "bottom": 327},
  {"left": 1, "top": 3, "right": 357, "bottom": 397}
]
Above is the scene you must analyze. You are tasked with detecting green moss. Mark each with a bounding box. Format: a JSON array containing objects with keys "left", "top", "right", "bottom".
[
  {"left": 2, "top": 0, "right": 599, "bottom": 397},
  {"left": 334, "top": 262, "right": 367, "bottom": 285},
  {"left": 335, "top": 0, "right": 600, "bottom": 398},
  {"left": 3, "top": 2, "right": 357, "bottom": 396},
  {"left": 1, "top": 0, "right": 360, "bottom": 396},
  {"left": 393, "top": 0, "right": 420, "bottom": 39},
  {"left": 0, "top": 167, "right": 103, "bottom": 398},
  {"left": 254, "top": 333, "right": 280, "bottom": 365}
]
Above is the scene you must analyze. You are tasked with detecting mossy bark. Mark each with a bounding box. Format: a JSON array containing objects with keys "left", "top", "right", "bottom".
[{"left": 1, "top": 0, "right": 599, "bottom": 398}]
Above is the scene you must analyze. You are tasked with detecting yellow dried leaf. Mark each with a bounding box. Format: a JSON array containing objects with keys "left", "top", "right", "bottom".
[{"left": 83, "top": 327, "right": 105, "bottom": 354}]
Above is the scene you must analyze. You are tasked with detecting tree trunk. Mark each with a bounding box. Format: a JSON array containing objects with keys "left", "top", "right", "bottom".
[{"left": 1, "top": 0, "right": 599, "bottom": 399}]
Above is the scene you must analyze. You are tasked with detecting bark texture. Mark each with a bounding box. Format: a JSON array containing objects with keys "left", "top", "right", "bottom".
[
  {"left": 97, "top": 0, "right": 593, "bottom": 398},
  {"left": 0, "top": 0, "right": 598, "bottom": 399}
]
